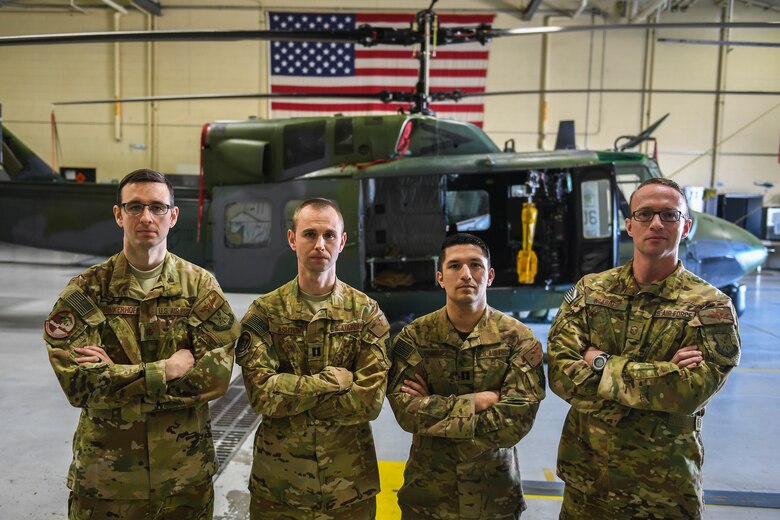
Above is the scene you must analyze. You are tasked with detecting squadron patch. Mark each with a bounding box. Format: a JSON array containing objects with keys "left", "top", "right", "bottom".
[
  {"left": 235, "top": 332, "right": 253, "bottom": 360},
  {"left": 563, "top": 286, "right": 579, "bottom": 305},
  {"left": 713, "top": 332, "right": 739, "bottom": 359},
  {"left": 45, "top": 310, "right": 76, "bottom": 339}
]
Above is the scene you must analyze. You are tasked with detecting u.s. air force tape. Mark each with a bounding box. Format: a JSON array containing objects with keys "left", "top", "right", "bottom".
[
  {"left": 563, "top": 286, "right": 579, "bottom": 305},
  {"left": 244, "top": 314, "right": 269, "bottom": 336}
]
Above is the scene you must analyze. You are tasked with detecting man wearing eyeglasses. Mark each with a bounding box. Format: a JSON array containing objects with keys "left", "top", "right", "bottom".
[
  {"left": 44, "top": 169, "right": 239, "bottom": 519},
  {"left": 548, "top": 177, "right": 740, "bottom": 519}
]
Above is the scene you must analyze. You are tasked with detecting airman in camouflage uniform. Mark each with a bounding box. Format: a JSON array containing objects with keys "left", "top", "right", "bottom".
[
  {"left": 44, "top": 169, "right": 238, "bottom": 519},
  {"left": 388, "top": 233, "right": 546, "bottom": 519},
  {"left": 548, "top": 178, "right": 740, "bottom": 519},
  {"left": 237, "top": 198, "right": 390, "bottom": 519}
]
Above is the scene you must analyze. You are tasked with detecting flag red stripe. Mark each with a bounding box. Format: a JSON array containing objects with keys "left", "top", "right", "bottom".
[
  {"left": 356, "top": 50, "right": 489, "bottom": 60},
  {"left": 270, "top": 85, "right": 485, "bottom": 94},
  {"left": 355, "top": 68, "right": 486, "bottom": 77}
]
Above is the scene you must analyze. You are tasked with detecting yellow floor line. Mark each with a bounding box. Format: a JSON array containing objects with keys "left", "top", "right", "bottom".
[
  {"left": 377, "top": 461, "right": 404, "bottom": 520},
  {"left": 377, "top": 460, "right": 565, "bottom": 520}
]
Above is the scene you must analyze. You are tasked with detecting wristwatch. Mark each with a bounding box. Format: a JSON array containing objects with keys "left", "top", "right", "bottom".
[{"left": 592, "top": 353, "right": 611, "bottom": 374}]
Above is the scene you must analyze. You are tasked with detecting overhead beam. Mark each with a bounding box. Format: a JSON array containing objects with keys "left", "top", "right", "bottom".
[
  {"left": 100, "top": 0, "right": 128, "bottom": 15},
  {"left": 131, "top": 0, "right": 162, "bottom": 17},
  {"left": 523, "top": 0, "right": 545, "bottom": 21}
]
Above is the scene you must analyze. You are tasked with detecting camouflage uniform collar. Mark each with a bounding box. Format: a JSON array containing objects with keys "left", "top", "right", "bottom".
[
  {"left": 282, "top": 277, "right": 352, "bottom": 322},
  {"left": 109, "top": 252, "right": 182, "bottom": 299},
  {"left": 611, "top": 259, "right": 685, "bottom": 301},
  {"left": 433, "top": 305, "right": 502, "bottom": 348}
]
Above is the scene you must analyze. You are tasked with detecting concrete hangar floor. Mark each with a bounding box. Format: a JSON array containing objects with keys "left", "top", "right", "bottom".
[{"left": 1, "top": 241, "right": 778, "bottom": 519}]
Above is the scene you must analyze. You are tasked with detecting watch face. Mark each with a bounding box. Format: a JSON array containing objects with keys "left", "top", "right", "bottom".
[{"left": 593, "top": 356, "right": 607, "bottom": 371}]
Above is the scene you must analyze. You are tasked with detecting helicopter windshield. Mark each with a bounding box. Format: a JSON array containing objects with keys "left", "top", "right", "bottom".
[{"left": 400, "top": 118, "right": 500, "bottom": 157}]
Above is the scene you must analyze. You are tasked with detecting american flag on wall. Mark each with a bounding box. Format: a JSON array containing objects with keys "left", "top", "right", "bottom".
[{"left": 267, "top": 12, "right": 495, "bottom": 127}]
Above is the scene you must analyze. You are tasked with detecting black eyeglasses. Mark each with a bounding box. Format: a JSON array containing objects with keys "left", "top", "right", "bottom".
[
  {"left": 631, "top": 209, "right": 686, "bottom": 222},
  {"left": 120, "top": 202, "right": 171, "bottom": 216}
]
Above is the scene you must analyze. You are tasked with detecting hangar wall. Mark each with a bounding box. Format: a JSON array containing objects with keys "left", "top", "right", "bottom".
[{"left": 0, "top": 0, "right": 778, "bottom": 203}]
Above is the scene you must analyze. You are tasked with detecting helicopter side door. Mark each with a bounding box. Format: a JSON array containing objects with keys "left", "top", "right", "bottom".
[
  {"left": 572, "top": 166, "right": 619, "bottom": 279},
  {"left": 210, "top": 178, "right": 362, "bottom": 293}
]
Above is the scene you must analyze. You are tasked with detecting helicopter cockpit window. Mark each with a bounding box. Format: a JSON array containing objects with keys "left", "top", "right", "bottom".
[
  {"left": 334, "top": 119, "right": 354, "bottom": 155},
  {"left": 225, "top": 201, "right": 272, "bottom": 248},
  {"left": 405, "top": 120, "right": 500, "bottom": 157},
  {"left": 446, "top": 190, "right": 491, "bottom": 232},
  {"left": 283, "top": 121, "right": 326, "bottom": 169},
  {"left": 581, "top": 180, "right": 612, "bottom": 239},
  {"left": 614, "top": 171, "right": 642, "bottom": 231}
]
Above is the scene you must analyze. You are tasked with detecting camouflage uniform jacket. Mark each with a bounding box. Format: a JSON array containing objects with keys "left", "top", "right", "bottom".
[
  {"left": 388, "top": 306, "right": 546, "bottom": 520},
  {"left": 44, "top": 252, "right": 238, "bottom": 500},
  {"left": 547, "top": 260, "right": 740, "bottom": 518},
  {"left": 236, "top": 277, "right": 390, "bottom": 511}
]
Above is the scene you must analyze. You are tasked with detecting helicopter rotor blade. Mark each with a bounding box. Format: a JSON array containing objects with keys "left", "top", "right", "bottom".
[
  {"left": 0, "top": 27, "right": 416, "bottom": 47},
  {"left": 454, "top": 88, "right": 780, "bottom": 98},
  {"left": 487, "top": 21, "right": 780, "bottom": 40},
  {"left": 53, "top": 87, "right": 780, "bottom": 106},
  {"left": 616, "top": 113, "right": 670, "bottom": 151},
  {"left": 52, "top": 91, "right": 413, "bottom": 106},
  {"left": 657, "top": 38, "right": 780, "bottom": 48},
  {"left": 1, "top": 21, "right": 778, "bottom": 48}
]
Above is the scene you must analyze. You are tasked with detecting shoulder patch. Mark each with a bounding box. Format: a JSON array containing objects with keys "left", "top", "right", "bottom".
[
  {"left": 45, "top": 310, "right": 76, "bottom": 339},
  {"left": 713, "top": 332, "right": 739, "bottom": 359},
  {"left": 392, "top": 337, "right": 415, "bottom": 361},
  {"left": 193, "top": 290, "right": 225, "bottom": 322},
  {"left": 63, "top": 287, "right": 98, "bottom": 318},
  {"left": 235, "top": 331, "right": 253, "bottom": 360},
  {"left": 243, "top": 314, "right": 269, "bottom": 337},
  {"left": 522, "top": 345, "right": 544, "bottom": 368},
  {"left": 563, "top": 286, "right": 579, "bottom": 305},
  {"left": 698, "top": 307, "right": 735, "bottom": 326},
  {"left": 368, "top": 314, "right": 390, "bottom": 338}
]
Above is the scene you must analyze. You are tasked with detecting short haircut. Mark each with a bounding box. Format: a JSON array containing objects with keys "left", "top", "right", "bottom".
[
  {"left": 438, "top": 233, "right": 491, "bottom": 271},
  {"left": 291, "top": 198, "right": 344, "bottom": 232},
  {"left": 116, "top": 169, "right": 174, "bottom": 206},
  {"left": 629, "top": 177, "right": 689, "bottom": 217}
]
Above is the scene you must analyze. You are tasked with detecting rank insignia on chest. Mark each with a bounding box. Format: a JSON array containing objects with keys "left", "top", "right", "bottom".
[
  {"left": 309, "top": 342, "right": 323, "bottom": 359},
  {"left": 140, "top": 321, "right": 160, "bottom": 341},
  {"left": 45, "top": 310, "right": 76, "bottom": 339}
]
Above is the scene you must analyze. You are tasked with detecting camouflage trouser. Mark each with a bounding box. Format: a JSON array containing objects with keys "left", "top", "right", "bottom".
[
  {"left": 68, "top": 481, "right": 213, "bottom": 520},
  {"left": 400, "top": 503, "right": 523, "bottom": 520},
  {"left": 249, "top": 494, "right": 376, "bottom": 520},
  {"left": 559, "top": 485, "right": 700, "bottom": 520}
]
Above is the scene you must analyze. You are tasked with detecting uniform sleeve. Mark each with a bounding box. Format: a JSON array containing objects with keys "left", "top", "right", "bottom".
[
  {"left": 474, "top": 330, "right": 545, "bottom": 448},
  {"left": 308, "top": 305, "right": 391, "bottom": 425},
  {"left": 237, "top": 302, "right": 354, "bottom": 418},
  {"left": 597, "top": 302, "right": 739, "bottom": 415},
  {"left": 159, "top": 277, "right": 240, "bottom": 409},
  {"left": 547, "top": 280, "right": 602, "bottom": 406},
  {"left": 387, "top": 326, "right": 479, "bottom": 439},
  {"left": 45, "top": 282, "right": 150, "bottom": 411}
]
